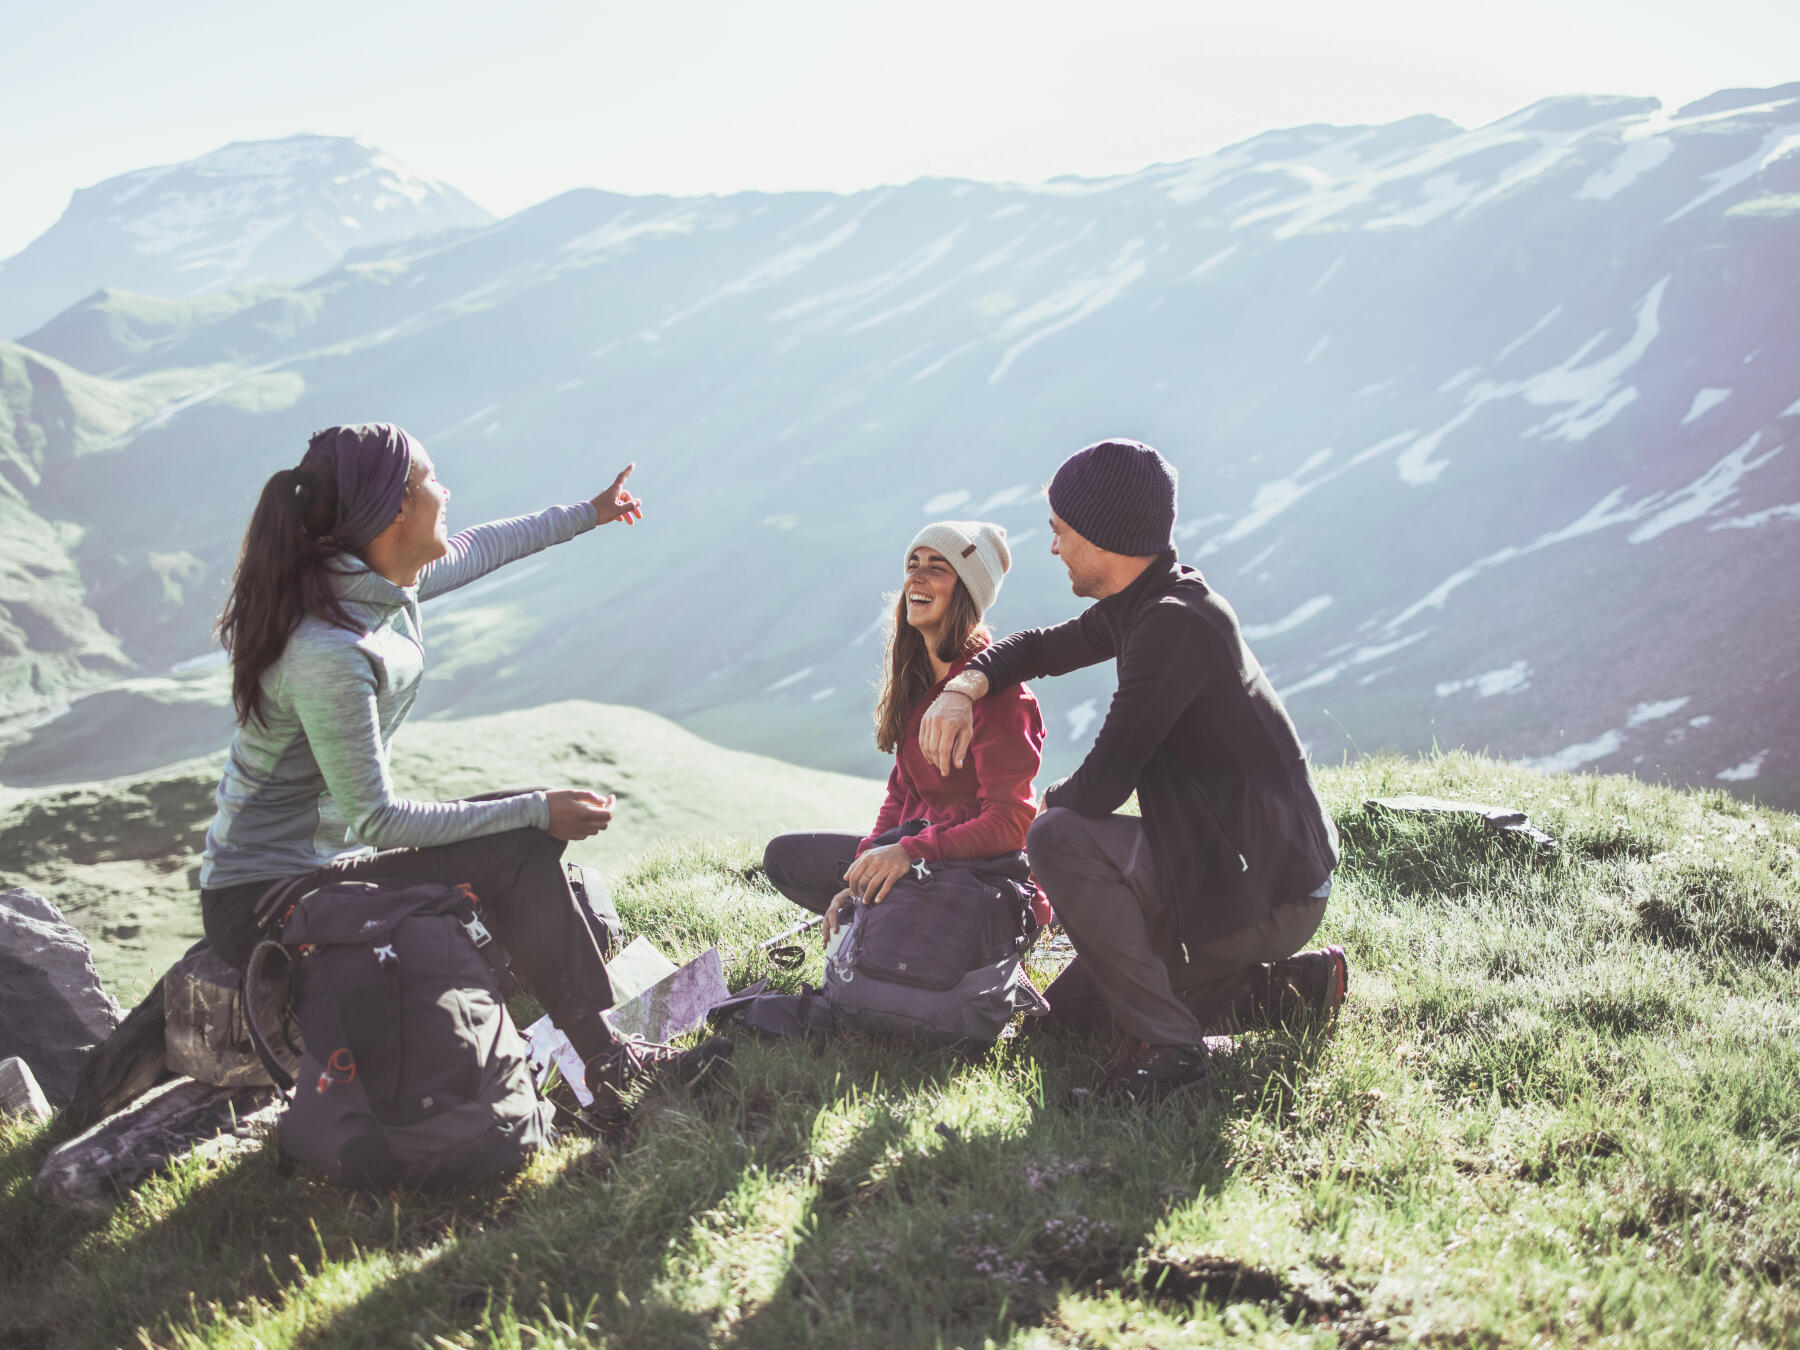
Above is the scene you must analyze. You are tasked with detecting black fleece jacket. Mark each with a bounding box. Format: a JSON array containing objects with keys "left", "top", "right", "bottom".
[{"left": 968, "top": 551, "right": 1339, "bottom": 953}]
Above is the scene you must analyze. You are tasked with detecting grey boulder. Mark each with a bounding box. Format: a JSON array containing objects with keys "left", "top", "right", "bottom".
[{"left": 0, "top": 888, "right": 121, "bottom": 1106}]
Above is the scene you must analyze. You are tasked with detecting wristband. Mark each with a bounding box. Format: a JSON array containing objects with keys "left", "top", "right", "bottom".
[{"left": 943, "top": 672, "right": 986, "bottom": 701}]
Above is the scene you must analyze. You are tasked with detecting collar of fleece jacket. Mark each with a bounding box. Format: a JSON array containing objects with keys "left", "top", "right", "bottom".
[
  {"left": 329, "top": 555, "right": 418, "bottom": 608},
  {"left": 1093, "top": 548, "right": 1185, "bottom": 627}
]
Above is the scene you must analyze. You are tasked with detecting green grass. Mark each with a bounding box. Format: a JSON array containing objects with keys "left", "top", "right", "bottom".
[{"left": 3, "top": 750, "right": 1798, "bottom": 1347}]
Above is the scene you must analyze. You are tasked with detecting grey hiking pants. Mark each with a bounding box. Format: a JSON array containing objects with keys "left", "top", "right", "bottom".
[{"left": 1026, "top": 807, "right": 1329, "bottom": 1046}]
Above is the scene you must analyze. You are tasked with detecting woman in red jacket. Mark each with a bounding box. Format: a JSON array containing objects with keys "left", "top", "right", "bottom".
[{"left": 763, "top": 521, "right": 1045, "bottom": 936}]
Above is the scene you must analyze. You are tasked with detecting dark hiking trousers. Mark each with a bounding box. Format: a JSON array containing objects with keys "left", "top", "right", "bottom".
[
  {"left": 762, "top": 831, "right": 863, "bottom": 916},
  {"left": 202, "top": 810, "right": 619, "bottom": 1066},
  {"left": 1027, "top": 807, "right": 1329, "bottom": 1046}
]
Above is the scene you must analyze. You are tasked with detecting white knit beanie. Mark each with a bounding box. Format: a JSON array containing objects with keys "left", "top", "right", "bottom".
[{"left": 905, "top": 520, "right": 1011, "bottom": 614}]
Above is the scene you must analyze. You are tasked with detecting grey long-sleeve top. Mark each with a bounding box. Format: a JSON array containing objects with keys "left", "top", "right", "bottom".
[{"left": 198, "top": 502, "right": 599, "bottom": 890}]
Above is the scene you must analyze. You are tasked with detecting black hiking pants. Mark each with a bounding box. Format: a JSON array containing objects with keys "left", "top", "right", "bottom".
[
  {"left": 761, "top": 831, "right": 864, "bottom": 915},
  {"left": 202, "top": 813, "right": 619, "bottom": 1067}
]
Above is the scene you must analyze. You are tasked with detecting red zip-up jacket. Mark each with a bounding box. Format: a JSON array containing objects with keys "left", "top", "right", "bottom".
[{"left": 855, "top": 654, "right": 1045, "bottom": 865}]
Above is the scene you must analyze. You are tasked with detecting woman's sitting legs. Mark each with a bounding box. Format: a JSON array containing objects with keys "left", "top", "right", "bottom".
[
  {"left": 762, "top": 832, "right": 863, "bottom": 915},
  {"left": 323, "top": 827, "right": 616, "bottom": 1063}
]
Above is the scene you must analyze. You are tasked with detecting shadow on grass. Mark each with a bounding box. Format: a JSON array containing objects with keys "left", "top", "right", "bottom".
[
  {"left": 4, "top": 1011, "right": 1340, "bottom": 1347},
  {"left": 703, "top": 1025, "right": 1339, "bottom": 1348}
]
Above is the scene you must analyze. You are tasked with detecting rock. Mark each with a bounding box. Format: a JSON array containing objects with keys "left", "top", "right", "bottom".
[
  {"left": 1365, "top": 795, "right": 1559, "bottom": 851},
  {"left": 0, "top": 888, "right": 121, "bottom": 1106},
  {"left": 1, "top": 1055, "right": 51, "bottom": 1121},
  {"left": 35, "top": 1075, "right": 279, "bottom": 1212}
]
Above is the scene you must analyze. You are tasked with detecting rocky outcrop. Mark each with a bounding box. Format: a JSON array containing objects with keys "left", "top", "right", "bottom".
[
  {"left": 0, "top": 887, "right": 120, "bottom": 1106},
  {"left": 35, "top": 1076, "right": 279, "bottom": 1212}
]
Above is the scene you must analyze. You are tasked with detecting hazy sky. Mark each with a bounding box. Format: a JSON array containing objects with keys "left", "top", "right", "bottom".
[{"left": 4, "top": 0, "right": 1796, "bottom": 258}]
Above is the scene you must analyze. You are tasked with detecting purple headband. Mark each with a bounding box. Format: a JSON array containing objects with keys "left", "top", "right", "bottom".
[{"left": 308, "top": 423, "right": 418, "bottom": 551}]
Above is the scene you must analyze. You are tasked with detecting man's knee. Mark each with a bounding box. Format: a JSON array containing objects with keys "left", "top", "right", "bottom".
[{"left": 1026, "top": 807, "right": 1087, "bottom": 873}]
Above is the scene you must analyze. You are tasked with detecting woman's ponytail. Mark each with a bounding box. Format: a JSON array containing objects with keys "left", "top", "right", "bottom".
[{"left": 217, "top": 442, "right": 359, "bottom": 726}]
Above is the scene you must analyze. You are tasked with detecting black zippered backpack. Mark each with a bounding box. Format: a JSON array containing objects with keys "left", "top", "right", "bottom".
[
  {"left": 245, "top": 878, "right": 553, "bottom": 1188},
  {"left": 821, "top": 850, "right": 1048, "bottom": 1044},
  {"left": 718, "top": 825, "right": 1048, "bottom": 1046}
]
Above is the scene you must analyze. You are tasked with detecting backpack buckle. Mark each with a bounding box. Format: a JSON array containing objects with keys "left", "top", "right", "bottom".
[{"left": 462, "top": 913, "right": 493, "bottom": 948}]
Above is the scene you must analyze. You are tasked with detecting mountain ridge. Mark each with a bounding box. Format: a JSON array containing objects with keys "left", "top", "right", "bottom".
[
  {"left": 0, "top": 135, "right": 493, "bottom": 339},
  {"left": 1, "top": 86, "right": 1795, "bottom": 807}
]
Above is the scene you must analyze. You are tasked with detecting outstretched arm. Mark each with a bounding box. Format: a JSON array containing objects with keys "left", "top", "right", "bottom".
[{"left": 417, "top": 464, "right": 644, "bottom": 601}]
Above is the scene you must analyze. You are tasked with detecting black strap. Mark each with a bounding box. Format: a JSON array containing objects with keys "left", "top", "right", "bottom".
[{"left": 242, "top": 940, "right": 296, "bottom": 1095}]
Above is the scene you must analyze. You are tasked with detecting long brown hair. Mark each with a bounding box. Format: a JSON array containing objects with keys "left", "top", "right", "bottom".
[
  {"left": 873, "top": 578, "right": 989, "bottom": 754},
  {"left": 217, "top": 438, "right": 367, "bottom": 727}
]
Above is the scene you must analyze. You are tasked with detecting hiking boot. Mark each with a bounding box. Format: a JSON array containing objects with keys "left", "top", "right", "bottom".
[
  {"left": 1092, "top": 1040, "right": 1210, "bottom": 1106},
  {"left": 1268, "top": 944, "right": 1349, "bottom": 1019},
  {"left": 583, "top": 1034, "right": 734, "bottom": 1120}
]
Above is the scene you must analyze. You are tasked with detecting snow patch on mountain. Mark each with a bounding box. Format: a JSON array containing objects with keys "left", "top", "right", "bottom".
[
  {"left": 1187, "top": 244, "right": 1238, "bottom": 279},
  {"left": 1681, "top": 388, "right": 1732, "bottom": 423},
  {"left": 661, "top": 221, "right": 859, "bottom": 329},
  {"left": 1668, "top": 122, "right": 1800, "bottom": 221},
  {"left": 1496, "top": 306, "right": 1563, "bottom": 363},
  {"left": 1241, "top": 595, "right": 1333, "bottom": 641},
  {"left": 1627, "top": 696, "right": 1691, "bottom": 726},
  {"left": 1711, "top": 501, "right": 1800, "bottom": 530},
  {"left": 762, "top": 666, "right": 816, "bottom": 694},
  {"left": 1717, "top": 750, "right": 1768, "bottom": 781},
  {"left": 1066, "top": 698, "right": 1099, "bottom": 741},
  {"left": 1385, "top": 486, "right": 1649, "bottom": 630},
  {"left": 561, "top": 209, "right": 699, "bottom": 262},
  {"left": 1435, "top": 662, "right": 1530, "bottom": 699},
  {"left": 1628, "top": 433, "right": 1781, "bottom": 542},
  {"left": 1279, "top": 631, "right": 1428, "bottom": 698},
  {"left": 1578, "top": 137, "right": 1676, "bottom": 201},
  {"left": 1206, "top": 449, "right": 1337, "bottom": 544},
  {"left": 778, "top": 226, "right": 965, "bottom": 330},
  {"left": 988, "top": 240, "right": 1147, "bottom": 383},
  {"left": 975, "top": 484, "right": 1034, "bottom": 512},
  {"left": 1522, "top": 277, "right": 1666, "bottom": 441},
  {"left": 1529, "top": 729, "right": 1625, "bottom": 774},
  {"left": 905, "top": 340, "right": 976, "bottom": 383}
]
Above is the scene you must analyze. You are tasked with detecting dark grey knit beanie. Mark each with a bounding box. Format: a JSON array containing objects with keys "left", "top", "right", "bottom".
[{"left": 1046, "top": 439, "right": 1178, "bottom": 556}]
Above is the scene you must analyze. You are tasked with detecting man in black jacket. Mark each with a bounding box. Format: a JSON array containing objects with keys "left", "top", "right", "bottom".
[{"left": 919, "top": 439, "right": 1343, "bottom": 1103}]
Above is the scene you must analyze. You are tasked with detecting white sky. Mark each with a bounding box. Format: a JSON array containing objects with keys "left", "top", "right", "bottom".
[{"left": 3, "top": 0, "right": 1796, "bottom": 258}]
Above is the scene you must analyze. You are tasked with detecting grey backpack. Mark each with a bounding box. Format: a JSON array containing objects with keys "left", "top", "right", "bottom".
[
  {"left": 720, "top": 850, "right": 1046, "bottom": 1046},
  {"left": 246, "top": 878, "right": 553, "bottom": 1188},
  {"left": 823, "top": 852, "right": 1047, "bottom": 1044}
]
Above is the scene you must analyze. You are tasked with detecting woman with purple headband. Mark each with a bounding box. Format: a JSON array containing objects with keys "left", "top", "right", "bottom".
[{"left": 199, "top": 423, "right": 730, "bottom": 1112}]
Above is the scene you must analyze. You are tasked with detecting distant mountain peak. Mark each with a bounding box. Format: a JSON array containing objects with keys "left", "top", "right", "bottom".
[{"left": 1, "top": 135, "right": 492, "bottom": 340}]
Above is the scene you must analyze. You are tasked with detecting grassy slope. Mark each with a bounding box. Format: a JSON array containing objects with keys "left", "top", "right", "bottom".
[
  {"left": 3, "top": 750, "right": 1798, "bottom": 1348},
  {"left": 0, "top": 699, "right": 885, "bottom": 1000}
]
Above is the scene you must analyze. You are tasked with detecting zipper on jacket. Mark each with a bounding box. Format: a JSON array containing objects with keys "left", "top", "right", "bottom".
[{"left": 1191, "top": 777, "right": 1249, "bottom": 874}]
